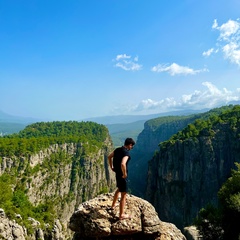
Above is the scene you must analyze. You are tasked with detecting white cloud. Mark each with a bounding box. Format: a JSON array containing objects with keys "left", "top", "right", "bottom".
[
  {"left": 113, "top": 54, "right": 142, "bottom": 71},
  {"left": 134, "top": 98, "right": 177, "bottom": 112},
  {"left": 222, "top": 42, "right": 240, "bottom": 65},
  {"left": 208, "top": 18, "right": 240, "bottom": 66},
  {"left": 214, "top": 19, "right": 240, "bottom": 40},
  {"left": 151, "top": 63, "right": 208, "bottom": 76},
  {"left": 115, "top": 61, "right": 142, "bottom": 71},
  {"left": 212, "top": 19, "right": 218, "bottom": 29},
  {"left": 115, "top": 54, "right": 131, "bottom": 61},
  {"left": 203, "top": 48, "right": 214, "bottom": 57},
  {"left": 111, "top": 82, "right": 240, "bottom": 115},
  {"left": 133, "top": 56, "right": 139, "bottom": 62}
]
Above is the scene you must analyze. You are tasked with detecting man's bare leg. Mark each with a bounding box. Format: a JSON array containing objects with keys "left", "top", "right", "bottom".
[
  {"left": 111, "top": 189, "right": 120, "bottom": 208},
  {"left": 119, "top": 191, "right": 131, "bottom": 219}
]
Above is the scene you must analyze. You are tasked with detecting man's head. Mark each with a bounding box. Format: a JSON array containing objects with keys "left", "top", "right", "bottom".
[{"left": 124, "top": 138, "right": 135, "bottom": 150}]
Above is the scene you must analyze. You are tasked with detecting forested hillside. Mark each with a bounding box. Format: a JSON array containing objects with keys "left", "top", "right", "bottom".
[
  {"left": 0, "top": 121, "right": 115, "bottom": 239},
  {"left": 1, "top": 121, "right": 108, "bottom": 155},
  {"left": 146, "top": 105, "right": 240, "bottom": 231},
  {"left": 129, "top": 105, "right": 235, "bottom": 196}
]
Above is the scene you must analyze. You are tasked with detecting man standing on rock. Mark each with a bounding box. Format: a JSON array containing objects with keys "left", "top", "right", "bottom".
[{"left": 108, "top": 137, "right": 135, "bottom": 220}]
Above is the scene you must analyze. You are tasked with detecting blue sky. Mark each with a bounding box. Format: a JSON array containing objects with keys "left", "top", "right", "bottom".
[{"left": 0, "top": 0, "right": 240, "bottom": 121}]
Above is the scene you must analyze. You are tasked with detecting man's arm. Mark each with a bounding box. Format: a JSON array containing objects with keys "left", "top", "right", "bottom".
[
  {"left": 108, "top": 151, "right": 115, "bottom": 171},
  {"left": 121, "top": 156, "right": 129, "bottom": 178}
]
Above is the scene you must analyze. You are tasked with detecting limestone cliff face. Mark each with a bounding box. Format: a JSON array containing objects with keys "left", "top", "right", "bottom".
[
  {"left": 146, "top": 121, "right": 240, "bottom": 229},
  {"left": 0, "top": 135, "right": 116, "bottom": 239},
  {"left": 26, "top": 141, "right": 114, "bottom": 200},
  {"left": 129, "top": 115, "right": 201, "bottom": 196},
  {"left": 0, "top": 208, "right": 26, "bottom": 240},
  {"left": 0, "top": 208, "right": 64, "bottom": 240}
]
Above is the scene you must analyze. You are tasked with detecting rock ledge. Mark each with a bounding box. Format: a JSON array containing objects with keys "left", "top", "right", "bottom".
[{"left": 69, "top": 193, "right": 186, "bottom": 240}]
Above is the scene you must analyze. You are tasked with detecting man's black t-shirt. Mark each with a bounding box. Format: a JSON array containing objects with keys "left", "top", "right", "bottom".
[{"left": 113, "top": 146, "right": 131, "bottom": 175}]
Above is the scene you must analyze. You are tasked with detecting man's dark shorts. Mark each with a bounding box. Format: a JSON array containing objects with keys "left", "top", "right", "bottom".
[{"left": 116, "top": 174, "right": 128, "bottom": 192}]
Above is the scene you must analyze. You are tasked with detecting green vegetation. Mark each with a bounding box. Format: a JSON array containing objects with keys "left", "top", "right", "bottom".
[
  {"left": 144, "top": 105, "right": 234, "bottom": 132},
  {"left": 195, "top": 162, "right": 240, "bottom": 240},
  {"left": 218, "top": 162, "right": 240, "bottom": 240},
  {"left": 194, "top": 204, "right": 223, "bottom": 239},
  {"left": 129, "top": 105, "right": 238, "bottom": 197},
  {"left": 160, "top": 105, "right": 240, "bottom": 150},
  {"left": 0, "top": 120, "right": 110, "bottom": 235},
  {"left": 0, "top": 121, "right": 109, "bottom": 157},
  {"left": 0, "top": 173, "right": 55, "bottom": 233}
]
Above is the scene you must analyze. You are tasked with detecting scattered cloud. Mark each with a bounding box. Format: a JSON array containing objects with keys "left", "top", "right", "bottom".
[
  {"left": 115, "top": 54, "right": 131, "bottom": 61},
  {"left": 151, "top": 63, "right": 208, "bottom": 76},
  {"left": 133, "top": 97, "right": 177, "bottom": 112},
  {"left": 114, "top": 19, "right": 240, "bottom": 73},
  {"left": 203, "top": 48, "right": 214, "bottom": 57},
  {"left": 179, "top": 82, "right": 239, "bottom": 108},
  {"left": 213, "top": 19, "right": 240, "bottom": 40},
  {"left": 212, "top": 19, "right": 218, "bottom": 29},
  {"left": 112, "top": 82, "right": 240, "bottom": 115},
  {"left": 205, "top": 19, "right": 240, "bottom": 66},
  {"left": 113, "top": 54, "right": 142, "bottom": 71}
]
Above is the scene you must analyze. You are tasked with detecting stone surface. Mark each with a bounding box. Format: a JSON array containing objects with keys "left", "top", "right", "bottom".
[
  {"left": 146, "top": 120, "right": 240, "bottom": 229},
  {"left": 68, "top": 193, "right": 186, "bottom": 240},
  {"left": 0, "top": 208, "right": 65, "bottom": 240},
  {"left": 0, "top": 137, "right": 115, "bottom": 238},
  {"left": 0, "top": 209, "right": 25, "bottom": 240},
  {"left": 183, "top": 226, "right": 200, "bottom": 240}
]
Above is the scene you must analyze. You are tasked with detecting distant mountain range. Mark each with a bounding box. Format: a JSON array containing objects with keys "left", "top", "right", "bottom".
[
  {"left": 84, "top": 109, "right": 210, "bottom": 146},
  {"left": 85, "top": 101, "right": 240, "bottom": 125},
  {"left": 0, "top": 111, "right": 45, "bottom": 135},
  {"left": 0, "top": 110, "right": 42, "bottom": 124},
  {"left": 0, "top": 106, "right": 233, "bottom": 140},
  {"left": 83, "top": 109, "right": 208, "bottom": 125},
  {"left": 0, "top": 108, "right": 207, "bottom": 138},
  {"left": 0, "top": 109, "right": 207, "bottom": 125}
]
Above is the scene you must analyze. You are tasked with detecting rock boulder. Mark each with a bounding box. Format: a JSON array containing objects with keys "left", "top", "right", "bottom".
[{"left": 68, "top": 193, "right": 186, "bottom": 240}]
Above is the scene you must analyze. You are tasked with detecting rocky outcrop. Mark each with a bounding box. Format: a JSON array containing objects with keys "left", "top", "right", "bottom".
[
  {"left": 129, "top": 106, "right": 235, "bottom": 197},
  {"left": 0, "top": 136, "right": 116, "bottom": 239},
  {"left": 69, "top": 193, "right": 186, "bottom": 240},
  {"left": 129, "top": 115, "right": 202, "bottom": 196},
  {"left": 26, "top": 141, "right": 115, "bottom": 205},
  {"left": 183, "top": 226, "right": 200, "bottom": 240},
  {"left": 146, "top": 120, "right": 240, "bottom": 229},
  {"left": 0, "top": 143, "right": 76, "bottom": 175},
  {"left": 0, "top": 208, "right": 25, "bottom": 240},
  {"left": 0, "top": 208, "right": 64, "bottom": 240}
]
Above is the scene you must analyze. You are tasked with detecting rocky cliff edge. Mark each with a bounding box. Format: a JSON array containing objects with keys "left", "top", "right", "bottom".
[{"left": 69, "top": 193, "right": 186, "bottom": 240}]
